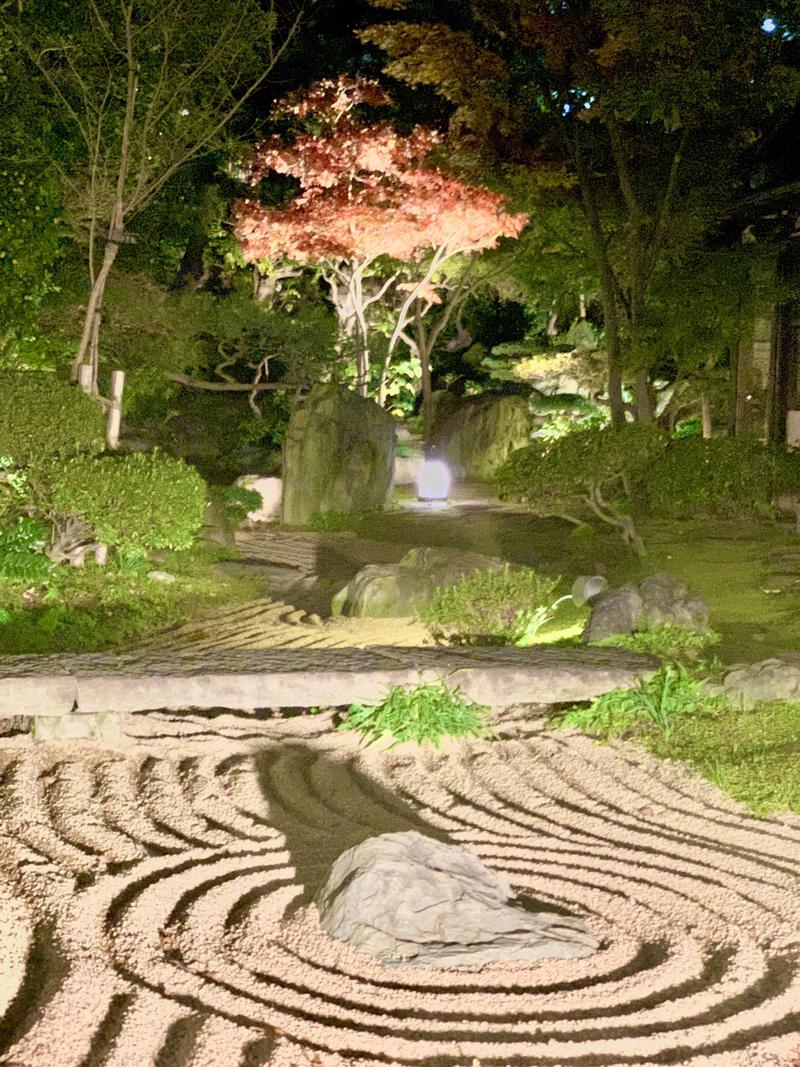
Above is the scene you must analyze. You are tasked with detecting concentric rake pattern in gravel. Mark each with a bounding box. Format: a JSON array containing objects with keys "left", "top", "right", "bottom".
[{"left": 0, "top": 729, "right": 799, "bottom": 1066}]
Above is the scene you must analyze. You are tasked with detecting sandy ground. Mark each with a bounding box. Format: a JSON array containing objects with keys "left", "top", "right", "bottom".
[{"left": 0, "top": 711, "right": 798, "bottom": 1067}]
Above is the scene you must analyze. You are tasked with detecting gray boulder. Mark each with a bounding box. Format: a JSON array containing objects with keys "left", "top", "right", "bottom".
[
  {"left": 432, "top": 395, "right": 533, "bottom": 481},
  {"left": 331, "top": 546, "right": 505, "bottom": 618},
  {"left": 721, "top": 656, "right": 800, "bottom": 708},
  {"left": 282, "top": 384, "right": 396, "bottom": 525},
  {"left": 317, "top": 831, "right": 599, "bottom": 967},
  {"left": 583, "top": 585, "right": 643, "bottom": 642},
  {"left": 584, "top": 572, "right": 709, "bottom": 642},
  {"left": 637, "top": 573, "right": 709, "bottom": 632}
]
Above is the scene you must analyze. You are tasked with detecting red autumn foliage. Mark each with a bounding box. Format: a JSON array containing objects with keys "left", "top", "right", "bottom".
[{"left": 233, "top": 76, "right": 527, "bottom": 270}]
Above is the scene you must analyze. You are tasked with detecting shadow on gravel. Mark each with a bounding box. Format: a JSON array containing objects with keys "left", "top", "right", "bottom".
[{"left": 254, "top": 744, "right": 448, "bottom": 903}]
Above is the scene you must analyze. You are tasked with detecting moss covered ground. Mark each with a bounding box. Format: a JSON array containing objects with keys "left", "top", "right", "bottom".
[
  {"left": 0, "top": 542, "right": 261, "bottom": 654},
  {"left": 347, "top": 497, "right": 800, "bottom": 816}
]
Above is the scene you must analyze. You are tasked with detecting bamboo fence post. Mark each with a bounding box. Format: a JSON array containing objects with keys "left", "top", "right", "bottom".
[{"left": 106, "top": 369, "right": 125, "bottom": 449}]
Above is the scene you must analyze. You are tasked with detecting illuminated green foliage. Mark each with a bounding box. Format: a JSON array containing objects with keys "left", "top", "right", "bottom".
[
  {"left": 421, "top": 565, "right": 561, "bottom": 645},
  {"left": 46, "top": 451, "right": 207, "bottom": 552},
  {"left": 0, "top": 371, "right": 105, "bottom": 464}
]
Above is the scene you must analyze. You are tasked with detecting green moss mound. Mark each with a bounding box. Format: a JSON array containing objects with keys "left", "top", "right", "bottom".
[
  {"left": 47, "top": 451, "right": 207, "bottom": 552},
  {"left": 0, "top": 371, "right": 105, "bottom": 464}
]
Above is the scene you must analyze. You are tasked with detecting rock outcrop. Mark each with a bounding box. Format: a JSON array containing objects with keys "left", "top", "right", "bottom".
[
  {"left": 282, "top": 384, "right": 396, "bottom": 525},
  {"left": 431, "top": 395, "right": 532, "bottom": 481},
  {"left": 584, "top": 572, "right": 709, "bottom": 642},
  {"left": 331, "top": 547, "right": 505, "bottom": 617},
  {"left": 317, "top": 830, "right": 600, "bottom": 967}
]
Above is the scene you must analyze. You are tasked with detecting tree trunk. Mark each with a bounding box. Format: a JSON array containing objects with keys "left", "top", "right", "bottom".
[
  {"left": 767, "top": 243, "right": 800, "bottom": 447},
  {"left": 726, "top": 344, "right": 738, "bottom": 436},
  {"left": 700, "top": 395, "right": 712, "bottom": 438},
  {"left": 574, "top": 135, "right": 626, "bottom": 426},
  {"left": 71, "top": 236, "right": 120, "bottom": 389},
  {"left": 632, "top": 369, "right": 653, "bottom": 423}
]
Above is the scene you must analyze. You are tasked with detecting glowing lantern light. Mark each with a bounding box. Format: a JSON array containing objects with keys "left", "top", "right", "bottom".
[{"left": 417, "top": 458, "right": 451, "bottom": 501}]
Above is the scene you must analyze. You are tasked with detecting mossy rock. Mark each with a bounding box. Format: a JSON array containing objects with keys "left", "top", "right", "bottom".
[
  {"left": 432, "top": 395, "right": 533, "bottom": 481},
  {"left": 282, "top": 384, "right": 396, "bottom": 525}
]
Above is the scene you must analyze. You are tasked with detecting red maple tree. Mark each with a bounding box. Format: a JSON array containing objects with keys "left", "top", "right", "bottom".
[{"left": 234, "top": 76, "right": 527, "bottom": 402}]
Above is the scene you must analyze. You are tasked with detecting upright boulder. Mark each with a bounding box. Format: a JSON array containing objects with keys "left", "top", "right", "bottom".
[
  {"left": 282, "top": 384, "right": 396, "bottom": 525},
  {"left": 432, "top": 395, "right": 532, "bottom": 481}
]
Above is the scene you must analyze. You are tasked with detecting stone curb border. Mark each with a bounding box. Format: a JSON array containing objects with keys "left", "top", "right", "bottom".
[{"left": 0, "top": 646, "right": 659, "bottom": 718}]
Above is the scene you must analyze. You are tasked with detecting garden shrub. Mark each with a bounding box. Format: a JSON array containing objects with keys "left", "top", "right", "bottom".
[
  {"left": 46, "top": 451, "right": 207, "bottom": 552},
  {"left": 421, "top": 564, "right": 562, "bottom": 645},
  {"left": 340, "top": 681, "right": 493, "bottom": 747},
  {"left": 0, "top": 518, "right": 53, "bottom": 583},
  {"left": 645, "top": 436, "right": 800, "bottom": 517},
  {"left": 219, "top": 484, "right": 262, "bottom": 526},
  {"left": 494, "top": 424, "right": 668, "bottom": 555},
  {"left": 555, "top": 665, "right": 727, "bottom": 740},
  {"left": 0, "top": 371, "right": 105, "bottom": 465}
]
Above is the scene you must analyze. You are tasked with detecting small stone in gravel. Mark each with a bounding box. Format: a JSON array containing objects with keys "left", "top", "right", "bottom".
[{"left": 317, "top": 830, "right": 600, "bottom": 967}]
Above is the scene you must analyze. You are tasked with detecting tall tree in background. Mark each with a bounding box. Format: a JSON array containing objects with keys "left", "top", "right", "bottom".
[
  {"left": 7, "top": 0, "right": 308, "bottom": 392},
  {"left": 361, "top": 0, "right": 799, "bottom": 424},
  {"left": 234, "top": 76, "right": 526, "bottom": 407}
]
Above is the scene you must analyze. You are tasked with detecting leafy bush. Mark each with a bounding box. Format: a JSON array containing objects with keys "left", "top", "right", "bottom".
[
  {"left": 595, "top": 624, "right": 721, "bottom": 665},
  {"left": 46, "top": 451, "right": 207, "bottom": 552},
  {"left": 645, "top": 436, "right": 800, "bottom": 517},
  {"left": 0, "top": 455, "right": 30, "bottom": 523},
  {"left": 0, "top": 518, "right": 53, "bottom": 583},
  {"left": 555, "top": 665, "right": 726, "bottom": 739},
  {"left": 421, "top": 565, "right": 562, "bottom": 645},
  {"left": 220, "top": 484, "right": 262, "bottom": 526},
  {"left": 0, "top": 371, "right": 105, "bottom": 465},
  {"left": 340, "top": 682, "right": 493, "bottom": 747},
  {"left": 494, "top": 424, "right": 668, "bottom": 555}
]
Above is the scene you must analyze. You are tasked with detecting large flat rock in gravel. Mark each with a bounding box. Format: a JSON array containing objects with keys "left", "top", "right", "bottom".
[
  {"left": 317, "top": 830, "right": 599, "bottom": 967},
  {"left": 0, "top": 645, "right": 658, "bottom": 716}
]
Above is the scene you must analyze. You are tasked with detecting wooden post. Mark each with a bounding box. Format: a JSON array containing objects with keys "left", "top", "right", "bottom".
[
  {"left": 106, "top": 369, "right": 125, "bottom": 449},
  {"left": 78, "top": 363, "right": 93, "bottom": 394}
]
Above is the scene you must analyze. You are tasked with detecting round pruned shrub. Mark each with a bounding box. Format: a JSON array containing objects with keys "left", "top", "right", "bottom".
[
  {"left": 0, "top": 371, "right": 105, "bottom": 465},
  {"left": 645, "top": 436, "right": 800, "bottom": 518},
  {"left": 421, "top": 564, "right": 562, "bottom": 646},
  {"left": 46, "top": 451, "right": 207, "bottom": 552},
  {"left": 494, "top": 424, "right": 668, "bottom": 555}
]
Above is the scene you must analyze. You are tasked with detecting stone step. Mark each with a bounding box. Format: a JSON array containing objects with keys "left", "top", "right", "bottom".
[{"left": 0, "top": 645, "right": 659, "bottom": 718}]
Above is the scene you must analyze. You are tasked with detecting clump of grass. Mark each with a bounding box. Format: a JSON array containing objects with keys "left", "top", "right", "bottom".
[
  {"left": 339, "top": 681, "right": 494, "bottom": 747},
  {"left": 594, "top": 624, "right": 721, "bottom": 666},
  {"left": 556, "top": 667, "right": 800, "bottom": 816},
  {"left": 421, "top": 565, "right": 562, "bottom": 646},
  {"left": 555, "top": 665, "right": 725, "bottom": 740}
]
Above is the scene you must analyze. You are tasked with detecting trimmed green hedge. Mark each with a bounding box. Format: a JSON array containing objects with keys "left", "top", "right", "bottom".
[
  {"left": 47, "top": 451, "right": 207, "bottom": 552},
  {"left": 0, "top": 371, "right": 105, "bottom": 464},
  {"left": 646, "top": 436, "right": 800, "bottom": 517}
]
